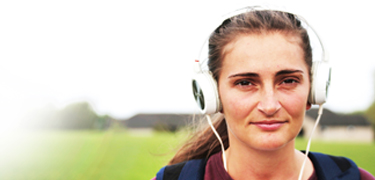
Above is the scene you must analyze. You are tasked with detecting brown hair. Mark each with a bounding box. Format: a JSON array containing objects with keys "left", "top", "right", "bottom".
[{"left": 168, "top": 9, "right": 312, "bottom": 165}]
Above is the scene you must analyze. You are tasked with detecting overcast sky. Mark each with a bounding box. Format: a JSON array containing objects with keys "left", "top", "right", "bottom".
[{"left": 1, "top": 0, "right": 374, "bottom": 123}]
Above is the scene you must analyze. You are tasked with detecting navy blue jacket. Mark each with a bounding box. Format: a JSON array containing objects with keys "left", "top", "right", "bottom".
[{"left": 156, "top": 152, "right": 360, "bottom": 180}]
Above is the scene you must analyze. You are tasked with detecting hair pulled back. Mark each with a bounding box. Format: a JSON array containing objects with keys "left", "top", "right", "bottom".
[
  {"left": 169, "top": 9, "right": 312, "bottom": 165},
  {"left": 209, "top": 10, "right": 312, "bottom": 81}
]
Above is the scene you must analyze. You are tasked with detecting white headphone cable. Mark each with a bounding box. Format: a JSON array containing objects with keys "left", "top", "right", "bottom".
[
  {"left": 206, "top": 105, "right": 324, "bottom": 177},
  {"left": 206, "top": 114, "right": 228, "bottom": 171},
  {"left": 297, "top": 105, "right": 324, "bottom": 180}
]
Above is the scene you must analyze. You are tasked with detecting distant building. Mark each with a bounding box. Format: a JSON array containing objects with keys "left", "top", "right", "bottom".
[
  {"left": 124, "top": 109, "right": 374, "bottom": 142},
  {"left": 302, "top": 108, "right": 373, "bottom": 142}
]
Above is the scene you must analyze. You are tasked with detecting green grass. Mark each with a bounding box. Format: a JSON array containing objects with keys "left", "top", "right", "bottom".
[
  {"left": 0, "top": 130, "right": 373, "bottom": 179},
  {"left": 295, "top": 138, "right": 375, "bottom": 174},
  {"left": 0, "top": 130, "right": 181, "bottom": 180}
]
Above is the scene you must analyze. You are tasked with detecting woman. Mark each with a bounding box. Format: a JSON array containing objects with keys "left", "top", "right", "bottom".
[{"left": 155, "top": 7, "right": 374, "bottom": 180}]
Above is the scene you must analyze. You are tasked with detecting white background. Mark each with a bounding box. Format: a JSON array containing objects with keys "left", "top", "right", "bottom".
[{"left": 1, "top": 0, "right": 374, "bottom": 123}]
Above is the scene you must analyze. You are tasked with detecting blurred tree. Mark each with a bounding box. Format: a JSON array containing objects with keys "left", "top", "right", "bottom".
[
  {"left": 25, "top": 101, "right": 113, "bottom": 130},
  {"left": 93, "top": 114, "right": 113, "bottom": 130},
  {"left": 55, "top": 102, "right": 97, "bottom": 129}
]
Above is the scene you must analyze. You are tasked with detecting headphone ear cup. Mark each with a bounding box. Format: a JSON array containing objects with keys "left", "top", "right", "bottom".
[
  {"left": 309, "top": 61, "right": 331, "bottom": 105},
  {"left": 192, "top": 71, "right": 222, "bottom": 114}
]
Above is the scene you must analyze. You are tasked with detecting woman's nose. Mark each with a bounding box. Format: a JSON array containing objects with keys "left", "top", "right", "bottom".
[{"left": 257, "top": 88, "right": 281, "bottom": 116}]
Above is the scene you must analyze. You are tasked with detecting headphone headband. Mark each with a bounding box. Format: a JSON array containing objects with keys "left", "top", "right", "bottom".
[
  {"left": 192, "top": 6, "right": 331, "bottom": 114},
  {"left": 197, "top": 6, "right": 328, "bottom": 73}
]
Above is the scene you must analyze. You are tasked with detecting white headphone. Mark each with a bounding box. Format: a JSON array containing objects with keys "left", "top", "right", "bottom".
[{"left": 192, "top": 6, "right": 331, "bottom": 115}]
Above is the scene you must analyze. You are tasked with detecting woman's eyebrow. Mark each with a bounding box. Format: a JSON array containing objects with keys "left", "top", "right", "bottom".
[
  {"left": 228, "top": 72, "right": 259, "bottom": 78},
  {"left": 228, "top": 70, "right": 304, "bottom": 79},
  {"left": 276, "top": 70, "right": 304, "bottom": 76}
]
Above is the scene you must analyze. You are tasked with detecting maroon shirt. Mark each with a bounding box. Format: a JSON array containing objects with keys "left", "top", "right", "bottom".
[{"left": 204, "top": 151, "right": 374, "bottom": 180}]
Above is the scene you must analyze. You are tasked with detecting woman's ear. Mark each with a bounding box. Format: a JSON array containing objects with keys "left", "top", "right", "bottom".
[{"left": 306, "top": 102, "right": 312, "bottom": 110}]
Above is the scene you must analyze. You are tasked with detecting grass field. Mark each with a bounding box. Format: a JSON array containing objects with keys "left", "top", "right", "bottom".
[{"left": 0, "top": 130, "right": 373, "bottom": 179}]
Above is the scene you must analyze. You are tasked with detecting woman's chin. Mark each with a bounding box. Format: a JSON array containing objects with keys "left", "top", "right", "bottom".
[
  {"left": 255, "top": 142, "right": 288, "bottom": 151},
  {"left": 250, "top": 136, "right": 295, "bottom": 152}
]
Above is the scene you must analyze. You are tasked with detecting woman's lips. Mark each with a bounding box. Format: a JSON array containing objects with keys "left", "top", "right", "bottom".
[{"left": 250, "top": 120, "right": 287, "bottom": 131}]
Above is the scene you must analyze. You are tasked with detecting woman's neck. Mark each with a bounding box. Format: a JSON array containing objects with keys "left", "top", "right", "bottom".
[{"left": 224, "top": 140, "right": 313, "bottom": 180}]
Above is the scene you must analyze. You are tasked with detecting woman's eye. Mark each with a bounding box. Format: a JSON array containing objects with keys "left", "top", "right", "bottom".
[
  {"left": 236, "top": 80, "right": 252, "bottom": 86},
  {"left": 282, "top": 79, "right": 298, "bottom": 84}
]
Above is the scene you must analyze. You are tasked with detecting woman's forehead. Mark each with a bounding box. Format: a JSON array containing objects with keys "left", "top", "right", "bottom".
[
  {"left": 220, "top": 32, "right": 308, "bottom": 76},
  {"left": 222, "top": 31, "right": 302, "bottom": 58}
]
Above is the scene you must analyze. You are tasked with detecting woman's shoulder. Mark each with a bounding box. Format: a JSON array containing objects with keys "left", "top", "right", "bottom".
[
  {"left": 359, "top": 168, "right": 375, "bottom": 180},
  {"left": 154, "top": 152, "right": 374, "bottom": 180},
  {"left": 155, "top": 158, "right": 207, "bottom": 180},
  {"left": 308, "top": 152, "right": 374, "bottom": 179}
]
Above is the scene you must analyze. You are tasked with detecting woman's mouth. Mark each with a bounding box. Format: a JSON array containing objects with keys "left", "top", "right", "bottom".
[{"left": 250, "top": 120, "right": 287, "bottom": 131}]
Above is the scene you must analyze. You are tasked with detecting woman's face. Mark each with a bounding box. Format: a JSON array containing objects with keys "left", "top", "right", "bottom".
[{"left": 218, "top": 32, "right": 311, "bottom": 151}]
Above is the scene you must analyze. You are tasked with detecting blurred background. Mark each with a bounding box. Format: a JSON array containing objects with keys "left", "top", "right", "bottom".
[{"left": 0, "top": 0, "right": 374, "bottom": 179}]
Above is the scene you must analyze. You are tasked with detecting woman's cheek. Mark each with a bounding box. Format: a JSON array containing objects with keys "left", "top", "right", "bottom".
[
  {"left": 280, "top": 93, "right": 307, "bottom": 117},
  {"left": 225, "top": 93, "right": 255, "bottom": 120}
]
